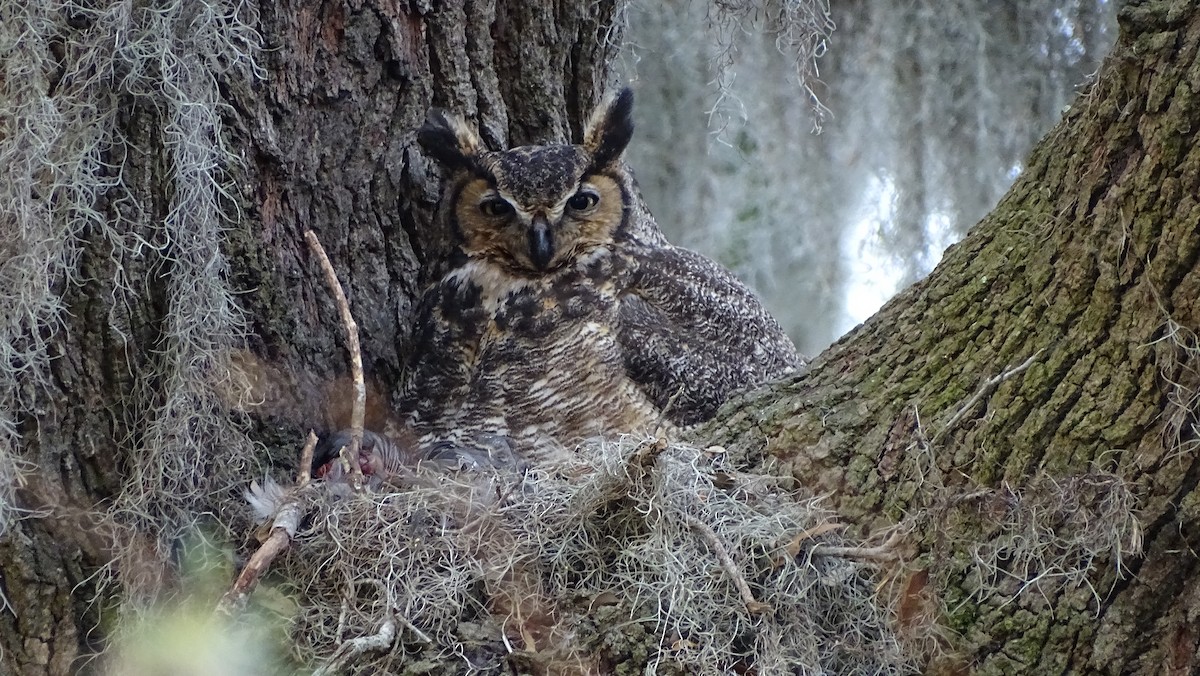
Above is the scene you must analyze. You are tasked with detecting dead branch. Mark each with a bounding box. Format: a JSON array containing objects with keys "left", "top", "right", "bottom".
[
  {"left": 777, "top": 521, "right": 848, "bottom": 565},
  {"left": 312, "top": 615, "right": 398, "bottom": 676},
  {"left": 217, "top": 432, "right": 321, "bottom": 616},
  {"left": 216, "top": 486, "right": 313, "bottom": 616},
  {"left": 813, "top": 531, "right": 906, "bottom": 562},
  {"left": 304, "top": 229, "right": 366, "bottom": 491},
  {"left": 933, "top": 350, "right": 1042, "bottom": 445},
  {"left": 396, "top": 612, "right": 433, "bottom": 644},
  {"left": 684, "top": 513, "right": 771, "bottom": 615},
  {"left": 298, "top": 430, "right": 318, "bottom": 488}
]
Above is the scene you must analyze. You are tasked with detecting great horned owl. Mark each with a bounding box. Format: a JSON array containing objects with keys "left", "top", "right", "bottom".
[{"left": 388, "top": 89, "right": 801, "bottom": 469}]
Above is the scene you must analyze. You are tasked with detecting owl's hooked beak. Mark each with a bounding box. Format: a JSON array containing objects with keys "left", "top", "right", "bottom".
[{"left": 529, "top": 216, "right": 554, "bottom": 271}]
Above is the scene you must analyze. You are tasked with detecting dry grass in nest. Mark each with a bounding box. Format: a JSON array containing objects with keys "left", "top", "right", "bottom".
[{"left": 248, "top": 436, "right": 914, "bottom": 674}]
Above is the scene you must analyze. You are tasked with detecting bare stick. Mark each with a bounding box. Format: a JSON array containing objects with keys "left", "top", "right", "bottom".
[
  {"left": 396, "top": 612, "right": 433, "bottom": 644},
  {"left": 298, "top": 430, "right": 318, "bottom": 488},
  {"left": 782, "top": 521, "right": 847, "bottom": 560},
  {"left": 216, "top": 491, "right": 309, "bottom": 616},
  {"left": 933, "top": 350, "right": 1043, "bottom": 445},
  {"left": 304, "top": 229, "right": 366, "bottom": 491},
  {"left": 313, "top": 616, "right": 398, "bottom": 676},
  {"left": 684, "top": 513, "right": 771, "bottom": 615},
  {"left": 217, "top": 432, "right": 320, "bottom": 616},
  {"left": 813, "top": 531, "right": 905, "bottom": 562}
]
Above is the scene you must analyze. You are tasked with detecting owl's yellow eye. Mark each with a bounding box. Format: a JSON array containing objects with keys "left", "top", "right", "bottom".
[
  {"left": 567, "top": 191, "right": 599, "bottom": 212},
  {"left": 480, "top": 197, "right": 514, "bottom": 217}
]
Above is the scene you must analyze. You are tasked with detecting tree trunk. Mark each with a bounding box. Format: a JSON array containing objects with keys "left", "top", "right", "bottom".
[
  {"left": 1, "top": 1, "right": 1196, "bottom": 675},
  {"left": 704, "top": 3, "right": 1200, "bottom": 673},
  {"left": 1, "top": 1, "right": 624, "bottom": 673}
]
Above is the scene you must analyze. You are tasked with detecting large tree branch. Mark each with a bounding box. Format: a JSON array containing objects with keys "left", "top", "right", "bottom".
[{"left": 701, "top": 4, "right": 1200, "bottom": 672}]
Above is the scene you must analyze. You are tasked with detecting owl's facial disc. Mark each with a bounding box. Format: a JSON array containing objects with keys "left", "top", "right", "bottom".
[{"left": 454, "top": 159, "right": 623, "bottom": 275}]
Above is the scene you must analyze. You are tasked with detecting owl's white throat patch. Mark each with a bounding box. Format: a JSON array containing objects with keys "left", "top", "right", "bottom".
[{"left": 446, "top": 259, "right": 538, "bottom": 314}]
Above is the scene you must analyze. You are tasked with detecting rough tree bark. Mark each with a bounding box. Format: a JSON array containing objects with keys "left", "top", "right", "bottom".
[
  {"left": 1, "top": 1, "right": 624, "bottom": 673},
  {"left": 0, "top": 1, "right": 1196, "bottom": 675},
  {"left": 705, "top": 3, "right": 1200, "bottom": 673}
]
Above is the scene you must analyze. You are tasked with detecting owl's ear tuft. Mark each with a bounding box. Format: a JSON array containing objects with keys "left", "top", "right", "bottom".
[
  {"left": 418, "top": 108, "right": 485, "bottom": 171},
  {"left": 584, "top": 87, "right": 634, "bottom": 168}
]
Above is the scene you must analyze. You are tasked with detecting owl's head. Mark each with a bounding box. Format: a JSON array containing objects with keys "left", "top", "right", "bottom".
[{"left": 418, "top": 89, "right": 635, "bottom": 274}]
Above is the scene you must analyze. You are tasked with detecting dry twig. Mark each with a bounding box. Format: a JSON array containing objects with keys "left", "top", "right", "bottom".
[
  {"left": 684, "top": 513, "right": 771, "bottom": 615},
  {"left": 312, "top": 616, "right": 398, "bottom": 676},
  {"left": 813, "top": 531, "right": 905, "bottom": 562},
  {"left": 304, "top": 229, "right": 366, "bottom": 491},
  {"left": 216, "top": 235, "right": 372, "bottom": 617},
  {"left": 933, "top": 350, "right": 1042, "bottom": 445},
  {"left": 298, "top": 430, "right": 318, "bottom": 488},
  {"left": 216, "top": 433, "right": 320, "bottom": 617},
  {"left": 216, "top": 485, "right": 313, "bottom": 616}
]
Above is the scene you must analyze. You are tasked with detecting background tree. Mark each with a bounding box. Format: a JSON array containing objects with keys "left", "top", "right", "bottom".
[
  {"left": 0, "top": 0, "right": 1196, "bottom": 675},
  {"left": 624, "top": 0, "right": 1116, "bottom": 352}
]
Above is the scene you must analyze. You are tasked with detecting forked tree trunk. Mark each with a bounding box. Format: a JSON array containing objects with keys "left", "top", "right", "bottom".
[{"left": 1, "top": 0, "right": 1197, "bottom": 674}]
